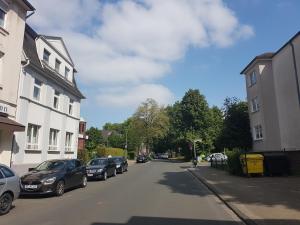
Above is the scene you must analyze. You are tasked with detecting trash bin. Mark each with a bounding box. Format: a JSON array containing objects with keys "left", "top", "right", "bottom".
[
  {"left": 240, "top": 154, "right": 264, "bottom": 176},
  {"left": 263, "top": 153, "right": 290, "bottom": 176}
]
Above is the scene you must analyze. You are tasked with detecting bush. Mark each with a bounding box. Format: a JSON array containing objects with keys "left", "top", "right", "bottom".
[
  {"left": 96, "top": 147, "right": 125, "bottom": 157},
  {"left": 77, "top": 149, "right": 90, "bottom": 163},
  {"left": 226, "top": 150, "right": 243, "bottom": 175},
  {"left": 127, "top": 152, "right": 136, "bottom": 160}
]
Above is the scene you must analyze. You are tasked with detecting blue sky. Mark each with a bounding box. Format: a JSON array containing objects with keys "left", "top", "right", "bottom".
[{"left": 28, "top": 0, "right": 300, "bottom": 128}]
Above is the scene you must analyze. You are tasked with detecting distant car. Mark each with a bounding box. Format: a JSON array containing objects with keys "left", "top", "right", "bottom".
[
  {"left": 206, "top": 153, "right": 228, "bottom": 162},
  {"left": 111, "top": 157, "right": 128, "bottom": 173},
  {"left": 160, "top": 153, "right": 169, "bottom": 159},
  {"left": 136, "top": 155, "right": 147, "bottom": 163},
  {"left": 86, "top": 158, "right": 117, "bottom": 180},
  {"left": 0, "top": 164, "right": 20, "bottom": 215},
  {"left": 20, "top": 159, "right": 87, "bottom": 196}
]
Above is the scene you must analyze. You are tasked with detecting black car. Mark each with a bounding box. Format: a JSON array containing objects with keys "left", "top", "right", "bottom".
[
  {"left": 86, "top": 158, "right": 117, "bottom": 180},
  {"left": 136, "top": 155, "right": 147, "bottom": 163},
  {"left": 112, "top": 157, "right": 128, "bottom": 173},
  {"left": 20, "top": 159, "right": 87, "bottom": 196}
]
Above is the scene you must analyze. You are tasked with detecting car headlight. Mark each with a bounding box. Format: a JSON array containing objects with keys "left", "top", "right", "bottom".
[
  {"left": 97, "top": 169, "right": 103, "bottom": 172},
  {"left": 43, "top": 177, "right": 56, "bottom": 185},
  {"left": 116, "top": 165, "right": 121, "bottom": 168}
]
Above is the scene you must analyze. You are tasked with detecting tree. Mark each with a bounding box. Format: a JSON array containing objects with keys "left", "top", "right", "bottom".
[
  {"left": 85, "top": 127, "right": 103, "bottom": 151},
  {"left": 217, "top": 98, "right": 252, "bottom": 150},
  {"left": 209, "top": 106, "right": 224, "bottom": 152},
  {"left": 132, "top": 98, "right": 169, "bottom": 153}
]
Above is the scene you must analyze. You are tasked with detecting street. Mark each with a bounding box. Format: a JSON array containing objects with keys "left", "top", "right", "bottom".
[{"left": 2, "top": 161, "right": 243, "bottom": 225}]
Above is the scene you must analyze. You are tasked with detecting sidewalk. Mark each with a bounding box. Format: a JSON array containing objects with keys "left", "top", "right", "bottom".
[{"left": 189, "top": 163, "right": 300, "bottom": 225}]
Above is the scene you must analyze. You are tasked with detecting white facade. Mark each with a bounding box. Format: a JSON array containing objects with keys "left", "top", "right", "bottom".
[{"left": 12, "top": 26, "right": 84, "bottom": 174}]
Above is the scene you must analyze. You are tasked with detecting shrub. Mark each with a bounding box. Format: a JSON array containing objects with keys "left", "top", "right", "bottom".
[
  {"left": 96, "top": 147, "right": 125, "bottom": 157},
  {"left": 127, "top": 152, "right": 136, "bottom": 160},
  {"left": 226, "top": 150, "right": 243, "bottom": 175},
  {"left": 77, "top": 149, "right": 90, "bottom": 163}
]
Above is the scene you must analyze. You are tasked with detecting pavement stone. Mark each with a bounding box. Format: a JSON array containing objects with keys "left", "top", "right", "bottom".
[{"left": 189, "top": 163, "right": 300, "bottom": 225}]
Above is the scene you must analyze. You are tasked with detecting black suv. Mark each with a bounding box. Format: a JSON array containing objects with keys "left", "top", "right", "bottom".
[
  {"left": 86, "top": 158, "right": 117, "bottom": 180},
  {"left": 20, "top": 159, "right": 87, "bottom": 196},
  {"left": 112, "top": 157, "right": 128, "bottom": 173}
]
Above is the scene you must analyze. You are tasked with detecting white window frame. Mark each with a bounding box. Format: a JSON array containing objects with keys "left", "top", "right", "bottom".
[
  {"left": 53, "top": 90, "right": 60, "bottom": 110},
  {"left": 65, "top": 132, "right": 73, "bottom": 152},
  {"left": 33, "top": 79, "right": 42, "bottom": 102},
  {"left": 55, "top": 59, "right": 61, "bottom": 73},
  {"left": 65, "top": 67, "right": 70, "bottom": 78},
  {"left": 69, "top": 99, "right": 74, "bottom": 115},
  {"left": 43, "top": 49, "right": 50, "bottom": 63},
  {"left": 249, "top": 71, "right": 257, "bottom": 87},
  {"left": 26, "top": 124, "right": 40, "bottom": 150},
  {"left": 253, "top": 125, "right": 263, "bottom": 141},
  {"left": 251, "top": 97, "right": 260, "bottom": 112},
  {"left": 49, "top": 128, "right": 59, "bottom": 151}
]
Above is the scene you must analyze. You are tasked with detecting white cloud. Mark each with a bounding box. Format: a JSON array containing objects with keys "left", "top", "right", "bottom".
[
  {"left": 28, "top": 0, "right": 254, "bottom": 107},
  {"left": 96, "top": 84, "right": 174, "bottom": 108}
]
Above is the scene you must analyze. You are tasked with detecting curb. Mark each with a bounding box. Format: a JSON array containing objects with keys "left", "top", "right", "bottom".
[{"left": 188, "top": 169, "right": 258, "bottom": 225}]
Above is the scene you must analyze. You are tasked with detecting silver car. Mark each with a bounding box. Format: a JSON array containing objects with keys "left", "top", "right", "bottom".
[{"left": 0, "top": 164, "right": 20, "bottom": 215}]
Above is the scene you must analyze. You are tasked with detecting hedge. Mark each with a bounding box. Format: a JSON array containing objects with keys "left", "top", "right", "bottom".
[
  {"left": 96, "top": 147, "right": 125, "bottom": 157},
  {"left": 226, "top": 150, "right": 243, "bottom": 176}
]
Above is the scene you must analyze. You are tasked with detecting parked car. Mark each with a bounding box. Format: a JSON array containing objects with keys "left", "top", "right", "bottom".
[
  {"left": 86, "top": 158, "right": 117, "bottom": 180},
  {"left": 206, "top": 153, "right": 228, "bottom": 162},
  {"left": 136, "top": 155, "right": 147, "bottom": 163},
  {"left": 0, "top": 164, "right": 20, "bottom": 215},
  {"left": 20, "top": 159, "right": 87, "bottom": 196},
  {"left": 111, "top": 157, "right": 128, "bottom": 173},
  {"left": 160, "top": 153, "right": 169, "bottom": 159}
]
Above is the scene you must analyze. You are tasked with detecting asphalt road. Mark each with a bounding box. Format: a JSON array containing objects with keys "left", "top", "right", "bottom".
[{"left": 1, "top": 160, "right": 244, "bottom": 225}]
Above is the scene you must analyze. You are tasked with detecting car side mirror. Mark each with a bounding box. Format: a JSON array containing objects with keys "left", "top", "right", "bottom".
[{"left": 28, "top": 168, "right": 35, "bottom": 172}]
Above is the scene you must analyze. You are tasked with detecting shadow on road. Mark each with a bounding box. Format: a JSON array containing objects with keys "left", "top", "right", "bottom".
[{"left": 91, "top": 216, "right": 300, "bottom": 225}]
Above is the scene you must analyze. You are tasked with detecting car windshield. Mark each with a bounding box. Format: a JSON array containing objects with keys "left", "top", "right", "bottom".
[
  {"left": 35, "top": 161, "right": 65, "bottom": 171},
  {"left": 88, "top": 159, "right": 107, "bottom": 166},
  {"left": 112, "top": 158, "right": 123, "bottom": 163}
]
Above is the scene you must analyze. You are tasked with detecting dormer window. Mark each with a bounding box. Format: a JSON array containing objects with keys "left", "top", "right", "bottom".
[
  {"left": 43, "top": 49, "right": 50, "bottom": 64},
  {"left": 55, "top": 59, "right": 61, "bottom": 73},
  {"left": 65, "top": 67, "right": 70, "bottom": 78},
  {"left": 0, "top": 9, "right": 5, "bottom": 28}
]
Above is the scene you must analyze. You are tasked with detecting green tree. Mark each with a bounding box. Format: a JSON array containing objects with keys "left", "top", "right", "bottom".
[
  {"left": 217, "top": 98, "right": 252, "bottom": 150},
  {"left": 209, "top": 106, "right": 224, "bottom": 152},
  {"left": 85, "top": 127, "right": 103, "bottom": 151}
]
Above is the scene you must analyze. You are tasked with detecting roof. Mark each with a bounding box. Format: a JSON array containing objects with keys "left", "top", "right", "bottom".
[
  {"left": 241, "top": 31, "right": 300, "bottom": 74},
  {"left": 22, "top": 0, "right": 35, "bottom": 11},
  {"left": 23, "top": 24, "right": 85, "bottom": 99}
]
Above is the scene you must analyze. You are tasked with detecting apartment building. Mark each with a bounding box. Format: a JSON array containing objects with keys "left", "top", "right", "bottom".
[
  {"left": 11, "top": 25, "right": 85, "bottom": 174},
  {"left": 0, "top": 0, "right": 34, "bottom": 167},
  {"left": 241, "top": 31, "right": 300, "bottom": 171}
]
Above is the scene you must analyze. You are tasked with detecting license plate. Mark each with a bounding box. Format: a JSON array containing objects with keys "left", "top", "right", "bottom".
[
  {"left": 25, "top": 185, "right": 38, "bottom": 189},
  {"left": 87, "top": 174, "right": 93, "bottom": 177}
]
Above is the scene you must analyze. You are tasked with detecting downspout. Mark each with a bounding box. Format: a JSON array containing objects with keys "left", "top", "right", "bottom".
[{"left": 290, "top": 42, "right": 300, "bottom": 106}]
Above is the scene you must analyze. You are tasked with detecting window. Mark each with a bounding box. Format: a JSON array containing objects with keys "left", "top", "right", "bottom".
[
  {"left": 65, "top": 67, "right": 70, "bottom": 78},
  {"left": 33, "top": 79, "right": 42, "bottom": 101},
  {"left": 53, "top": 90, "right": 60, "bottom": 109},
  {"left": 0, "top": 9, "right": 5, "bottom": 28},
  {"left": 26, "top": 124, "right": 40, "bottom": 150},
  {"left": 49, "top": 129, "right": 59, "bottom": 151},
  {"left": 0, "top": 169, "right": 4, "bottom": 179},
  {"left": 249, "top": 71, "right": 257, "bottom": 86},
  {"left": 65, "top": 132, "right": 73, "bottom": 151},
  {"left": 0, "top": 167, "right": 14, "bottom": 178},
  {"left": 254, "top": 125, "right": 263, "bottom": 140},
  {"left": 251, "top": 97, "right": 260, "bottom": 112},
  {"left": 55, "top": 59, "right": 61, "bottom": 72},
  {"left": 43, "top": 49, "right": 50, "bottom": 63},
  {"left": 69, "top": 99, "right": 74, "bottom": 115}
]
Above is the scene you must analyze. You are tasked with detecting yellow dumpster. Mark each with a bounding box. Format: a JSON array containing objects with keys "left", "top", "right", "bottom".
[{"left": 240, "top": 154, "right": 264, "bottom": 176}]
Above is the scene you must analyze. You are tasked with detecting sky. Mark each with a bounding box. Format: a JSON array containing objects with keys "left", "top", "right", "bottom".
[{"left": 27, "top": 0, "right": 300, "bottom": 128}]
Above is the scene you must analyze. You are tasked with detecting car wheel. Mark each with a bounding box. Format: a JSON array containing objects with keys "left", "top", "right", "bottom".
[
  {"left": 81, "top": 175, "right": 87, "bottom": 188},
  {"left": 113, "top": 169, "right": 117, "bottom": 177},
  {"left": 55, "top": 180, "right": 65, "bottom": 196},
  {"left": 102, "top": 172, "right": 107, "bottom": 181},
  {"left": 0, "top": 192, "right": 13, "bottom": 215}
]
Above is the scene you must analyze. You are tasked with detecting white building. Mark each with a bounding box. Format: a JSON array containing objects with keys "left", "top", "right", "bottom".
[
  {"left": 0, "top": 0, "right": 34, "bottom": 167},
  {"left": 12, "top": 25, "right": 85, "bottom": 174}
]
